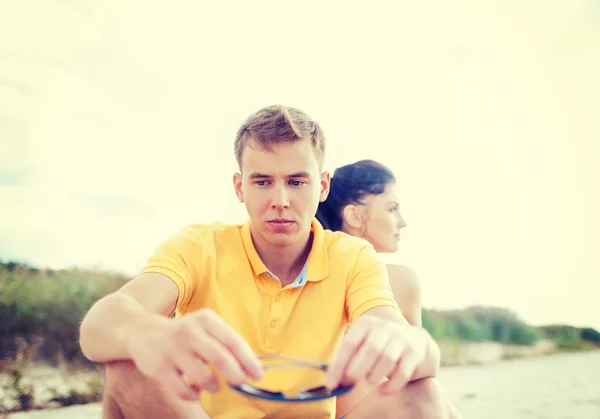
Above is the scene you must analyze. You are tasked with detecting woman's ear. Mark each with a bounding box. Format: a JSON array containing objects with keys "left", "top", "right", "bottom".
[{"left": 342, "top": 205, "right": 363, "bottom": 229}]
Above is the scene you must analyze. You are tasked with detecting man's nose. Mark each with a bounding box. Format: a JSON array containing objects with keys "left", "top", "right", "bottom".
[{"left": 270, "top": 184, "right": 290, "bottom": 209}]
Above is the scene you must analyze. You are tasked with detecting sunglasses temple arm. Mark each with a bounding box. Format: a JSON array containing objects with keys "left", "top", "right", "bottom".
[{"left": 258, "top": 354, "right": 328, "bottom": 370}]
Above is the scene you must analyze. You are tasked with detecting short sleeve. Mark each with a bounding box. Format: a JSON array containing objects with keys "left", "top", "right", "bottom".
[
  {"left": 345, "top": 246, "right": 400, "bottom": 323},
  {"left": 139, "top": 225, "right": 208, "bottom": 312}
]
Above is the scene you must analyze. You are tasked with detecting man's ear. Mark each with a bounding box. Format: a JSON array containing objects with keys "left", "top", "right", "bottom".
[
  {"left": 233, "top": 172, "right": 244, "bottom": 203},
  {"left": 342, "top": 205, "right": 363, "bottom": 229},
  {"left": 319, "top": 171, "right": 331, "bottom": 202}
]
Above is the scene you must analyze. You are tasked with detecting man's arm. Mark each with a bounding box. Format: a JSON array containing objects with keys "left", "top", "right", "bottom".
[
  {"left": 330, "top": 245, "right": 440, "bottom": 394},
  {"left": 79, "top": 272, "right": 179, "bottom": 363},
  {"left": 80, "top": 271, "right": 263, "bottom": 400},
  {"left": 336, "top": 263, "right": 425, "bottom": 414},
  {"left": 79, "top": 224, "right": 264, "bottom": 400},
  {"left": 81, "top": 224, "right": 199, "bottom": 363},
  {"left": 327, "top": 305, "right": 440, "bottom": 394}
]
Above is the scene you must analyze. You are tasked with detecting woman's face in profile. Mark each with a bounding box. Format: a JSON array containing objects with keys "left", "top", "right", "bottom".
[{"left": 360, "top": 183, "right": 407, "bottom": 253}]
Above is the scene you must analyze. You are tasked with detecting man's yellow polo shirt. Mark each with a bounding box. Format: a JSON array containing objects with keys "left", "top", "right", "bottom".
[{"left": 140, "top": 218, "right": 400, "bottom": 419}]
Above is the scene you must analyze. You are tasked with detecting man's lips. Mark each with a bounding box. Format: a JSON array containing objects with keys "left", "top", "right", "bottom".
[{"left": 267, "top": 219, "right": 295, "bottom": 228}]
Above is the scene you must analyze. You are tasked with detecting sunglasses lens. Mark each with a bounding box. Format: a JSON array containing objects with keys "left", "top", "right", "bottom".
[
  {"left": 237, "top": 383, "right": 284, "bottom": 398},
  {"left": 230, "top": 356, "right": 353, "bottom": 401},
  {"left": 303, "top": 385, "right": 352, "bottom": 397},
  {"left": 233, "top": 382, "right": 353, "bottom": 401},
  {"left": 302, "top": 385, "right": 330, "bottom": 396}
]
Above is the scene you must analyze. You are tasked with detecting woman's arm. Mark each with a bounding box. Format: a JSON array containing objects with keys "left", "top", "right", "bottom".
[{"left": 387, "top": 264, "right": 422, "bottom": 326}]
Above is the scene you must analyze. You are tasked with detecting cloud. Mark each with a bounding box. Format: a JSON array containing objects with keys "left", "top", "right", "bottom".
[
  {"left": 71, "top": 192, "right": 153, "bottom": 219},
  {"left": 0, "top": 170, "right": 28, "bottom": 187}
]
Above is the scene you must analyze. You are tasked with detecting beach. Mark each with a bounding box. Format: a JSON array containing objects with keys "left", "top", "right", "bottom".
[
  {"left": 6, "top": 350, "right": 600, "bottom": 419},
  {"left": 439, "top": 350, "right": 600, "bottom": 419}
]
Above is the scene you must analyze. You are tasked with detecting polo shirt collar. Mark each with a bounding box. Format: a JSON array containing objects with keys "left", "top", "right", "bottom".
[{"left": 241, "top": 218, "right": 329, "bottom": 283}]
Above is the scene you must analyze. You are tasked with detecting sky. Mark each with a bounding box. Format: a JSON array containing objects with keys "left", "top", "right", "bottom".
[{"left": 1, "top": 0, "right": 599, "bottom": 330}]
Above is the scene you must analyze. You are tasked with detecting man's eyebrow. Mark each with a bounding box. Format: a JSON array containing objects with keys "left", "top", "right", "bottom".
[
  {"left": 288, "top": 171, "right": 311, "bottom": 178},
  {"left": 247, "top": 171, "right": 311, "bottom": 179},
  {"left": 248, "top": 172, "right": 271, "bottom": 179}
]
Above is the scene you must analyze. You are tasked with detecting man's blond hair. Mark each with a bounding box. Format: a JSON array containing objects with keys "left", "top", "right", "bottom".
[{"left": 234, "top": 105, "right": 326, "bottom": 170}]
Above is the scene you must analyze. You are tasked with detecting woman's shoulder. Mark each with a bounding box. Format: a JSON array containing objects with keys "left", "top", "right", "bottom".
[
  {"left": 385, "top": 264, "right": 419, "bottom": 280},
  {"left": 385, "top": 264, "right": 421, "bottom": 291}
]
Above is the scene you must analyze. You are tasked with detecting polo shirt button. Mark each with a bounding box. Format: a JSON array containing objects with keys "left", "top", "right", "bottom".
[
  {"left": 275, "top": 294, "right": 282, "bottom": 302},
  {"left": 270, "top": 320, "right": 277, "bottom": 328}
]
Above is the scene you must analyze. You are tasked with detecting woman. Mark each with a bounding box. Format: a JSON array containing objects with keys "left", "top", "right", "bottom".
[
  {"left": 316, "top": 159, "right": 462, "bottom": 419},
  {"left": 316, "top": 159, "right": 420, "bottom": 325}
]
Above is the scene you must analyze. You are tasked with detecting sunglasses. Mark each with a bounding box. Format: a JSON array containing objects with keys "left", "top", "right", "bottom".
[{"left": 230, "top": 354, "right": 354, "bottom": 402}]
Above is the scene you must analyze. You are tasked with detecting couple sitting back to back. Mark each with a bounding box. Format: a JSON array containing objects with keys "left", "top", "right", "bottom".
[{"left": 79, "top": 105, "right": 459, "bottom": 419}]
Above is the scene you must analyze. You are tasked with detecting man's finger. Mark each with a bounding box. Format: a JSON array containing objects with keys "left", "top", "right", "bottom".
[
  {"left": 344, "top": 327, "right": 392, "bottom": 384},
  {"left": 366, "top": 337, "right": 404, "bottom": 385},
  {"left": 161, "top": 369, "right": 200, "bottom": 401},
  {"left": 325, "top": 319, "right": 370, "bottom": 389},
  {"left": 379, "top": 350, "right": 418, "bottom": 395},
  {"left": 191, "top": 330, "right": 249, "bottom": 386},
  {"left": 196, "top": 309, "right": 263, "bottom": 380},
  {"left": 175, "top": 354, "right": 219, "bottom": 393}
]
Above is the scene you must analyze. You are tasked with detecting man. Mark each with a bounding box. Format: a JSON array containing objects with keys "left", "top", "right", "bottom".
[{"left": 79, "top": 105, "right": 449, "bottom": 418}]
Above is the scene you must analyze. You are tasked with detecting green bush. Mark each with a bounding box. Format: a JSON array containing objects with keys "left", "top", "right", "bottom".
[
  {"left": 580, "top": 327, "right": 600, "bottom": 343},
  {"left": 0, "top": 260, "right": 129, "bottom": 365},
  {"left": 422, "top": 306, "right": 540, "bottom": 346},
  {"left": 538, "top": 324, "right": 600, "bottom": 351}
]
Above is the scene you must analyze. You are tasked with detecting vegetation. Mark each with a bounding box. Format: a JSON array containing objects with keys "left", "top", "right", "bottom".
[
  {"left": 0, "top": 337, "right": 103, "bottom": 413},
  {"left": 0, "top": 260, "right": 129, "bottom": 366},
  {"left": 422, "top": 306, "right": 541, "bottom": 346},
  {"left": 537, "top": 324, "right": 600, "bottom": 351},
  {"left": 0, "top": 338, "right": 34, "bottom": 411}
]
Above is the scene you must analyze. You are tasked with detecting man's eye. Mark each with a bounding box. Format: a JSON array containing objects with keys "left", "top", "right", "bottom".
[
  {"left": 290, "top": 180, "right": 305, "bottom": 187},
  {"left": 255, "top": 180, "right": 269, "bottom": 186}
]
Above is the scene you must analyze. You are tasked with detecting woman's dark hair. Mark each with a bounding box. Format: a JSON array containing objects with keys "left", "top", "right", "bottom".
[{"left": 316, "top": 159, "right": 396, "bottom": 231}]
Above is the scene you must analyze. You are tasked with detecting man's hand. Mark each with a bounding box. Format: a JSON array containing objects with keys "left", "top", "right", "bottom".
[
  {"left": 325, "top": 313, "right": 429, "bottom": 395},
  {"left": 125, "top": 308, "right": 263, "bottom": 400}
]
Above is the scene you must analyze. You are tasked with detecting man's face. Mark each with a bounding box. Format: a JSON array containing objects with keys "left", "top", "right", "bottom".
[{"left": 233, "top": 138, "right": 330, "bottom": 247}]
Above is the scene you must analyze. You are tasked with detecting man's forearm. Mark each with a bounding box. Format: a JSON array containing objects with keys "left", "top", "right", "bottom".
[{"left": 79, "top": 292, "right": 168, "bottom": 363}]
